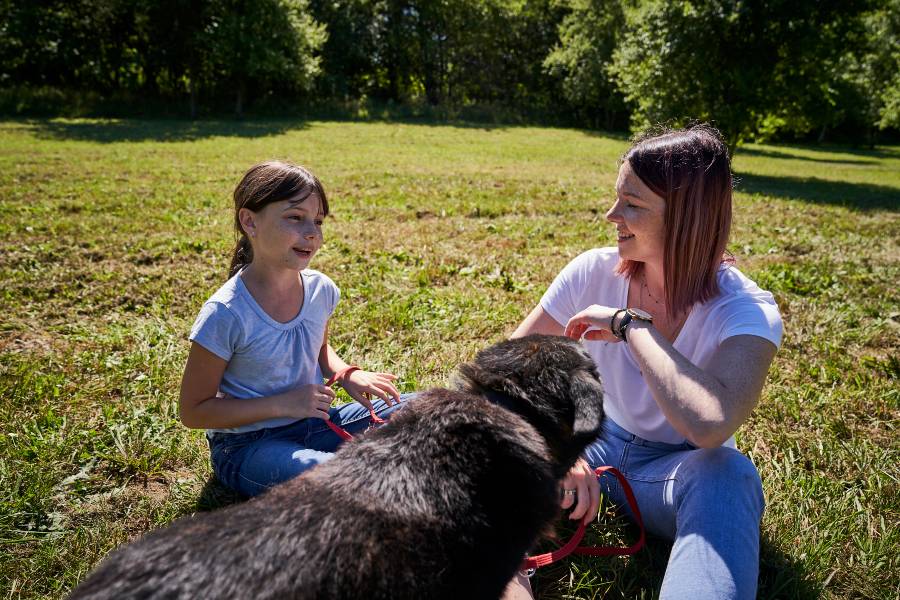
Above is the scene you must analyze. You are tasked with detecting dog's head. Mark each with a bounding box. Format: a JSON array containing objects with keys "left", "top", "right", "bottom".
[{"left": 453, "top": 334, "right": 604, "bottom": 474}]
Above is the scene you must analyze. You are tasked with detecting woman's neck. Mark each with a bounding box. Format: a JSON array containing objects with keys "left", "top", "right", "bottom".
[{"left": 642, "top": 261, "right": 666, "bottom": 301}]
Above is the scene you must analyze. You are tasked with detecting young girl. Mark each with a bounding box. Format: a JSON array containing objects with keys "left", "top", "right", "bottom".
[{"left": 180, "top": 161, "right": 404, "bottom": 497}]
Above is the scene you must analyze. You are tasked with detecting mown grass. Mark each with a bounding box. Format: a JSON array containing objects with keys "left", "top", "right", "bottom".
[{"left": 1, "top": 118, "right": 897, "bottom": 599}]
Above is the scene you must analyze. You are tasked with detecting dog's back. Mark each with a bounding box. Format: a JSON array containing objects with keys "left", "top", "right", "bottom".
[{"left": 70, "top": 335, "right": 604, "bottom": 600}]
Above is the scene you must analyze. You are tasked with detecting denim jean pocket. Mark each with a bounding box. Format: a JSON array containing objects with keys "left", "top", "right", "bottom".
[{"left": 620, "top": 442, "right": 681, "bottom": 484}]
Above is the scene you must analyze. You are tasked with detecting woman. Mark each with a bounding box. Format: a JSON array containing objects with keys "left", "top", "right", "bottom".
[{"left": 505, "top": 125, "right": 782, "bottom": 600}]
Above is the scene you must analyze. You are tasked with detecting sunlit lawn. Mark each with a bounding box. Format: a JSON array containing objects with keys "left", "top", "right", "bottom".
[{"left": 1, "top": 118, "right": 897, "bottom": 599}]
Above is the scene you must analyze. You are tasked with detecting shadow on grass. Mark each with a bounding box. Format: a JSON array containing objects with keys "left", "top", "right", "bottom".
[
  {"left": 758, "top": 534, "right": 822, "bottom": 599},
  {"left": 531, "top": 530, "right": 820, "bottom": 599},
  {"left": 24, "top": 118, "right": 310, "bottom": 143},
  {"left": 738, "top": 147, "right": 878, "bottom": 165},
  {"left": 194, "top": 476, "right": 245, "bottom": 513},
  {"left": 735, "top": 172, "right": 900, "bottom": 211}
]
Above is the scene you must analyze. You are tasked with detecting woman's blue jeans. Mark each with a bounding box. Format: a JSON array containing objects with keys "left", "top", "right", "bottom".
[
  {"left": 207, "top": 395, "right": 410, "bottom": 497},
  {"left": 583, "top": 418, "right": 765, "bottom": 600}
]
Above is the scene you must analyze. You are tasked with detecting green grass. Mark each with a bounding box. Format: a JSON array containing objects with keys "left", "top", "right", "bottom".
[{"left": 1, "top": 118, "right": 898, "bottom": 599}]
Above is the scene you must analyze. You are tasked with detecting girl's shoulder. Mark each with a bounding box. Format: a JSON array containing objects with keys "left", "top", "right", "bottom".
[
  {"left": 204, "top": 272, "right": 244, "bottom": 309},
  {"left": 301, "top": 268, "right": 338, "bottom": 292},
  {"left": 301, "top": 269, "right": 340, "bottom": 315}
]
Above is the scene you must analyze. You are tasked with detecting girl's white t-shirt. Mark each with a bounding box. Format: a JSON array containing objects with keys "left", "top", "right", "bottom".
[{"left": 540, "top": 248, "right": 783, "bottom": 446}]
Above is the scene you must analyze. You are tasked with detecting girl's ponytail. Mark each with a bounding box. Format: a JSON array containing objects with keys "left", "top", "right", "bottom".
[
  {"left": 227, "top": 161, "right": 328, "bottom": 279},
  {"left": 229, "top": 234, "right": 253, "bottom": 278}
]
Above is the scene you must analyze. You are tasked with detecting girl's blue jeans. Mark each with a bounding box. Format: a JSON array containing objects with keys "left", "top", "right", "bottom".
[
  {"left": 584, "top": 417, "right": 765, "bottom": 600},
  {"left": 207, "top": 395, "right": 411, "bottom": 497}
]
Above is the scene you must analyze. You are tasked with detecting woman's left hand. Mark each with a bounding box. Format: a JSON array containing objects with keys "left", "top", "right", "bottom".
[
  {"left": 341, "top": 370, "right": 401, "bottom": 410},
  {"left": 565, "top": 304, "right": 622, "bottom": 343},
  {"left": 560, "top": 457, "right": 601, "bottom": 525}
]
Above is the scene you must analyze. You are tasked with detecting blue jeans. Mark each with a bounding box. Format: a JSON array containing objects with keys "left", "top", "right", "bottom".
[
  {"left": 583, "top": 418, "right": 765, "bottom": 600},
  {"left": 207, "top": 395, "right": 410, "bottom": 497}
]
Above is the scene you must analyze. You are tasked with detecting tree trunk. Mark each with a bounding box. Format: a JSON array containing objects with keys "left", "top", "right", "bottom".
[
  {"left": 188, "top": 77, "right": 197, "bottom": 119},
  {"left": 235, "top": 81, "right": 244, "bottom": 119}
]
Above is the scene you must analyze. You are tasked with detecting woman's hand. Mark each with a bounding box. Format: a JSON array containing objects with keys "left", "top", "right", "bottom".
[
  {"left": 564, "top": 305, "right": 623, "bottom": 343},
  {"left": 341, "top": 370, "right": 401, "bottom": 410},
  {"left": 283, "top": 384, "right": 336, "bottom": 420},
  {"left": 560, "top": 457, "right": 601, "bottom": 525}
]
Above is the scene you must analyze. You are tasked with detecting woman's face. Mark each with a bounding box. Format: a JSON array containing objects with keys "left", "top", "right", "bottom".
[{"left": 606, "top": 160, "right": 666, "bottom": 265}]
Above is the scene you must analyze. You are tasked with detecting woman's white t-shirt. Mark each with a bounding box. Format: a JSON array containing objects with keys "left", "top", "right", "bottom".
[{"left": 540, "top": 248, "right": 783, "bottom": 446}]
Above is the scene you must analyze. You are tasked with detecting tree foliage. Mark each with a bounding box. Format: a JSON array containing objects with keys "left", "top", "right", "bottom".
[{"left": 0, "top": 0, "right": 897, "bottom": 144}]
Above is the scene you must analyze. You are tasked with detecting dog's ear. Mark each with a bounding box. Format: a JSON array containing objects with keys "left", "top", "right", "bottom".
[{"left": 569, "top": 369, "right": 604, "bottom": 448}]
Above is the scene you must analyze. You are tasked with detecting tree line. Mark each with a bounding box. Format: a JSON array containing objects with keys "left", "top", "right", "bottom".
[{"left": 1, "top": 0, "right": 898, "bottom": 146}]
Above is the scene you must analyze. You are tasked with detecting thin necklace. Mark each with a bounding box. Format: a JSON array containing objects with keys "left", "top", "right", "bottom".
[{"left": 642, "top": 271, "right": 664, "bottom": 307}]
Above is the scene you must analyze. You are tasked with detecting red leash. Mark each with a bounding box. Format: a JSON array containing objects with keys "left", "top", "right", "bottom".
[
  {"left": 520, "top": 466, "right": 645, "bottom": 572},
  {"left": 323, "top": 365, "right": 385, "bottom": 441}
]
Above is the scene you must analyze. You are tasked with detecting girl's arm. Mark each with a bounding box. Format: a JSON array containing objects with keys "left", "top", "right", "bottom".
[
  {"left": 565, "top": 306, "right": 778, "bottom": 448},
  {"left": 317, "top": 322, "right": 401, "bottom": 408},
  {"left": 179, "top": 343, "right": 334, "bottom": 429}
]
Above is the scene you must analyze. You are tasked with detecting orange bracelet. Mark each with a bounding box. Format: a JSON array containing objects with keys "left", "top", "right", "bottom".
[{"left": 325, "top": 365, "right": 361, "bottom": 387}]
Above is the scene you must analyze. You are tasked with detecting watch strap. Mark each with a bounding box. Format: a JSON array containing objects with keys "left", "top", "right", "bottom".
[
  {"left": 611, "top": 309, "right": 627, "bottom": 340},
  {"left": 618, "top": 312, "right": 634, "bottom": 341}
]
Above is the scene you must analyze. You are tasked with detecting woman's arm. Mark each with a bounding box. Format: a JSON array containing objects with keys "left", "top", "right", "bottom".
[
  {"left": 624, "top": 321, "right": 777, "bottom": 447},
  {"left": 510, "top": 304, "right": 565, "bottom": 338},
  {"left": 179, "top": 343, "right": 334, "bottom": 429},
  {"left": 566, "top": 306, "right": 778, "bottom": 447},
  {"left": 317, "top": 322, "right": 400, "bottom": 407}
]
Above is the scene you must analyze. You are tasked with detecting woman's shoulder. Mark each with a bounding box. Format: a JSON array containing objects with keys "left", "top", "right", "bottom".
[
  {"left": 565, "top": 247, "right": 620, "bottom": 271},
  {"left": 714, "top": 264, "right": 775, "bottom": 303}
]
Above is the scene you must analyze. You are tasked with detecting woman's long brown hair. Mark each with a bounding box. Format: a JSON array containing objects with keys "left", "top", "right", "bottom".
[{"left": 615, "top": 124, "right": 733, "bottom": 317}]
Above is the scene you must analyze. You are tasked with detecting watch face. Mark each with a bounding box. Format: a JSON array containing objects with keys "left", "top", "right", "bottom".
[{"left": 628, "top": 307, "right": 653, "bottom": 321}]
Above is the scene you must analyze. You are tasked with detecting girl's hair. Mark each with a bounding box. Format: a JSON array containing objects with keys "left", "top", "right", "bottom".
[
  {"left": 616, "top": 124, "right": 733, "bottom": 317},
  {"left": 228, "top": 161, "right": 329, "bottom": 278}
]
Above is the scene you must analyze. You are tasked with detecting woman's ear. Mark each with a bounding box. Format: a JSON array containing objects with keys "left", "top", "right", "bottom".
[{"left": 238, "top": 207, "right": 257, "bottom": 238}]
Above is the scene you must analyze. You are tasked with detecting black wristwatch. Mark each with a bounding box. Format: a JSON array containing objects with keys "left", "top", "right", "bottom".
[{"left": 615, "top": 307, "right": 653, "bottom": 342}]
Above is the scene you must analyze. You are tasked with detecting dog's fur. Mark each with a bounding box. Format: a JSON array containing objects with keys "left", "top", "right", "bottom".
[{"left": 69, "top": 334, "right": 604, "bottom": 600}]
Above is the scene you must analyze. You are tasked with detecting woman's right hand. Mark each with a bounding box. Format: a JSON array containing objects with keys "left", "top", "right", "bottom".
[
  {"left": 283, "top": 384, "right": 336, "bottom": 420},
  {"left": 564, "top": 304, "right": 622, "bottom": 343},
  {"left": 560, "top": 457, "right": 601, "bottom": 525}
]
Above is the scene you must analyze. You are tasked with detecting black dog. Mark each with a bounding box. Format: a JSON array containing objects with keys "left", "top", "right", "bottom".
[{"left": 69, "top": 334, "right": 604, "bottom": 600}]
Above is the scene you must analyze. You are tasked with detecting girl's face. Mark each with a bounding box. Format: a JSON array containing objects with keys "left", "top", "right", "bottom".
[
  {"left": 606, "top": 160, "right": 666, "bottom": 265},
  {"left": 241, "top": 192, "right": 324, "bottom": 272}
]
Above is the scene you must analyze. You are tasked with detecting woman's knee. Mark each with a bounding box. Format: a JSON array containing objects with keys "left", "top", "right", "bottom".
[{"left": 679, "top": 447, "right": 764, "bottom": 515}]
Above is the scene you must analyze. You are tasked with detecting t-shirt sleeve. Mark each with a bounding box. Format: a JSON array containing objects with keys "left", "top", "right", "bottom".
[
  {"left": 539, "top": 250, "right": 602, "bottom": 328},
  {"left": 189, "top": 302, "right": 242, "bottom": 361},
  {"left": 716, "top": 294, "right": 783, "bottom": 348}
]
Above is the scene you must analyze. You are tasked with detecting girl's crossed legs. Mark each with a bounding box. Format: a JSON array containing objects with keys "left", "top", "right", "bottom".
[{"left": 209, "top": 395, "right": 412, "bottom": 497}]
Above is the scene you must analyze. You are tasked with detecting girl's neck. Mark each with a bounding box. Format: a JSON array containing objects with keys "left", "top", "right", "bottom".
[{"left": 241, "top": 261, "right": 302, "bottom": 295}]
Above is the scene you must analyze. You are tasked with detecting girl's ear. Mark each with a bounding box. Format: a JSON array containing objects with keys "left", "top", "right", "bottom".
[{"left": 238, "top": 207, "right": 257, "bottom": 238}]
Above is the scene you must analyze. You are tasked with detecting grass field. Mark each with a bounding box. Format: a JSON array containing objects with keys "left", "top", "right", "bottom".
[{"left": 0, "top": 118, "right": 897, "bottom": 599}]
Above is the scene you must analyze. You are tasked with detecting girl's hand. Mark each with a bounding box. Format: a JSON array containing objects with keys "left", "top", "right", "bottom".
[
  {"left": 560, "top": 457, "right": 601, "bottom": 525},
  {"left": 564, "top": 305, "right": 623, "bottom": 343},
  {"left": 285, "top": 384, "right": 336, "bottom": 420},
  {"left": 341, "top": 370, "right": 401, "bottom": 411}
]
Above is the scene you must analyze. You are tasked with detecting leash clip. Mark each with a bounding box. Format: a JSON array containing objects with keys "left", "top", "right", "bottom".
[{"left": 518, "top": 567, "right": 536, "bottom": 579}]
